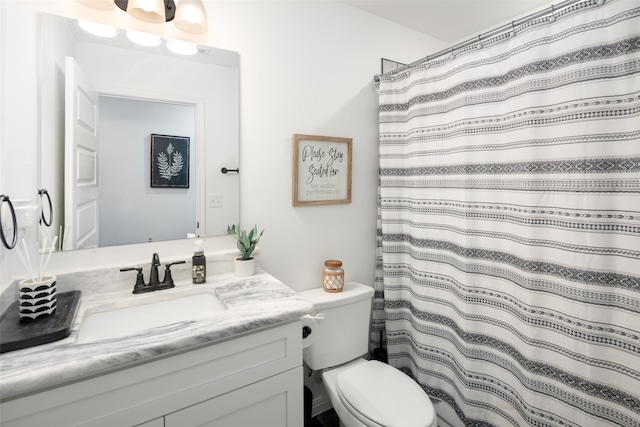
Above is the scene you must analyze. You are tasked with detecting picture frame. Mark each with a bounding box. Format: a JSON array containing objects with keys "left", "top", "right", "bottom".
[
  {"left": 293, "top": 134, "right": 352, "bottom": 206},
  {"left": 150, "top": 134, "right": 190, "bottom": 188}
]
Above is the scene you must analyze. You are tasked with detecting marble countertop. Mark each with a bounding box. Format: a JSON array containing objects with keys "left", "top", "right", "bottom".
[{"left": 0, "top": 271, "right": 313, "bottom": 401}]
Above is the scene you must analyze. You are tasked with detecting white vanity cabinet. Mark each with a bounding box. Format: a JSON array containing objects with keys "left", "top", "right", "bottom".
[
  {"left": 1, "top": 321, "right": 303, "bottom": 427},
  {"left": 164, "top": 367, "right": 301, "bottom": 426}
]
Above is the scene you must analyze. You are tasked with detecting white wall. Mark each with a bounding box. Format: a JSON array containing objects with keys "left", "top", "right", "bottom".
[
  {"left": 39, "top": 12, "right": 75, "bottom": 243},
  {"left": 0, "top": 2, "right": 5, "bottom": 284},
  {"left": 0, "top": 0, "right": 447, "bottom": 291},
  {"left": 208, "top": 1, "right": 447, "bottom": 290},
  {"left": 0, "top": 1, "right": 41, "bottom": 285}
]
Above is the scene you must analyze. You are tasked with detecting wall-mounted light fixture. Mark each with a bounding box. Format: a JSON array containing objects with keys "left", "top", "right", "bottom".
[
  {"left": 76, "top": 0, "right": 208, "bottom": 34},
  {"left": 76, "top": 18, "right": 199, "bottom": 55}
]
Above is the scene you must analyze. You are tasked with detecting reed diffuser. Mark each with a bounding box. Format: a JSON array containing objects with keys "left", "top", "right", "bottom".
[{"left": 15, "top": 236, "right": 58, "bottom": 321}]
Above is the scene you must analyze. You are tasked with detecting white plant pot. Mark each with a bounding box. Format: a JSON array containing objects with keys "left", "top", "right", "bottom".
[{"left": 234, "top": 257, "right": 256, "bottom": 277}]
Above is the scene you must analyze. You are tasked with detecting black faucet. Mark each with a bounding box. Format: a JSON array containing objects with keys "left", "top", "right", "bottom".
[
  {"left": 120, "top": 254, "right": 186, "bottom": 294},
  {"left": 149, "top": 253, "right": 161, "bottom": 285}
]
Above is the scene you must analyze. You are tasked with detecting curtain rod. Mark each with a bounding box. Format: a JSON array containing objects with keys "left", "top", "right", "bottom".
[{"left": 374, "top": 0, "right": 599, "bottom": 82}]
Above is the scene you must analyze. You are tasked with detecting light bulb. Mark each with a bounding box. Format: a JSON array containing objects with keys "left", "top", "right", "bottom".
[
  {"left": 78, "top": 20, "right": 118, "bottom": 38},
  {"left": 166, "top": 39, "right": 198, "bottom": 55},
  {"left": 127, "top": 30, "right": 162, "bottom": 47}
]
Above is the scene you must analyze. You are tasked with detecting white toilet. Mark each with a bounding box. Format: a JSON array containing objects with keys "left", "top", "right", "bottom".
[{"left": 300, "top": 282, "right": 437, "bottom": 427}]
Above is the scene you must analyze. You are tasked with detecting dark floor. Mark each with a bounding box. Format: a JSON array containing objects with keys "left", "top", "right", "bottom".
[
  {"left": 311, "top": 408, "right": 340, "bottom": 427},
  {"left": 310, "top": 407, "right": 440, "bottom": 427}
]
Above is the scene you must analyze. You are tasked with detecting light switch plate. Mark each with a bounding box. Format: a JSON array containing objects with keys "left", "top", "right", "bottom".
[{"left": 208, "top": 193, "right": 223, "bottom": 208}]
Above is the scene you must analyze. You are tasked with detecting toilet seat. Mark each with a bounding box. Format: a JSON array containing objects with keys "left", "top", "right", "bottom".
[
  {"left": 335, "top": 361, "right": 436, "bottom": 427},
  {"left": 337, "top": 385, "right": 384, "bottom": 427}
]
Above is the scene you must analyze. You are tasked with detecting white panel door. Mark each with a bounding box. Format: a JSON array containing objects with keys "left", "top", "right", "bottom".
[{"left": 64, "top": 56, "right": 99, "bottom": 250}]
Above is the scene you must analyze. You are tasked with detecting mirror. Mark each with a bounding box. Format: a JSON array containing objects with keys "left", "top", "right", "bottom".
[{"left": 38, "top": 13, "right": 239, "bottom": 251}]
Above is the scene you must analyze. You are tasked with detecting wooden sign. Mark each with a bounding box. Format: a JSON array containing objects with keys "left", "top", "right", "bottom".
[{"left": 293, "top": 134, "right": 352, "bottom": 206}]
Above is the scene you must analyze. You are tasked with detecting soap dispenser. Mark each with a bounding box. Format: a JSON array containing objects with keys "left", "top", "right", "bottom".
[{"left": 192, "top": 240, "right": 206, "bottom": 284}]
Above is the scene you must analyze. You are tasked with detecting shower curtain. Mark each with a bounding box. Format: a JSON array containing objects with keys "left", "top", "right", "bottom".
[{"left": 374, "top": 0, "right": 640, "bottom": 426}]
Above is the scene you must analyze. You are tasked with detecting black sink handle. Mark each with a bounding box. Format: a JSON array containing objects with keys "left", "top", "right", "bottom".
[
  {"left": 162, "top": 260, "right": 186, "bottom": 286},
  {"left": 120, "top": 267, "right": 147, "bottom": 293}
]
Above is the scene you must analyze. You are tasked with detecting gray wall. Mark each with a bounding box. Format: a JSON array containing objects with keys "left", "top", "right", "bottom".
[{"left": 98, "top": 97, "right": 196, "bottom": 246}]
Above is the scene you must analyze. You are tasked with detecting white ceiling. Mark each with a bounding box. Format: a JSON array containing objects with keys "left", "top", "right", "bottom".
[{"left": 343, "top": 1, "right": 552, "bottom": 43}]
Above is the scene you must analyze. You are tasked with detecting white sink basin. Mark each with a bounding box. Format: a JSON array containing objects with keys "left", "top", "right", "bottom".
[{"left": 76, "top": 292, "right": 227, "bottom": 344}]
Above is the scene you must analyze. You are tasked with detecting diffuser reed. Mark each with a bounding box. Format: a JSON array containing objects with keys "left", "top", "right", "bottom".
[{"left": 16, "top": 236, "right": 57, "bottom": 284}]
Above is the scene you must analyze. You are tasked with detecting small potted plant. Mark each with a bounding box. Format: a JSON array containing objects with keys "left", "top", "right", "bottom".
[{"left": 227, "top": 224, "right": 264, "bottom": 276}]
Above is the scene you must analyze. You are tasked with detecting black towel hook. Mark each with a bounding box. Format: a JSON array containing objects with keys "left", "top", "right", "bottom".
[
  {"left": 38, "top": 189, "right": 53, "bottom": 227},
  {"left": 0, "top": 194, "right": 18, "bottom": 250}
]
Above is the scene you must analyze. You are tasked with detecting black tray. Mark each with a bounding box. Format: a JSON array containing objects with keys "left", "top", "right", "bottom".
[{"left": 0, "top": 290, "right": 81, "bottom": 353}]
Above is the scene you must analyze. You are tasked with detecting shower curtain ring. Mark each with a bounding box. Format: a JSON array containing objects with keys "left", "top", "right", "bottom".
[{"left": 548, "top": 5, "right": 556, "bottom": 22}]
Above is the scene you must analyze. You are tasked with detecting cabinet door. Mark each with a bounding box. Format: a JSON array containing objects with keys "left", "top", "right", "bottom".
[{"left": 165, "top": 367, "right": 303, "bottom": 427}]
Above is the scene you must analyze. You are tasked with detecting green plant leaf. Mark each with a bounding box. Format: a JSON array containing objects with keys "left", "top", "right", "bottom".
[{"left": 229, "top": 224, "right": 264, "bottom": 260}]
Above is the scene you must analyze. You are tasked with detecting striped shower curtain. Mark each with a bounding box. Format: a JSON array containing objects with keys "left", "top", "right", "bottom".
[{"left": 374, "top": 0, "right": 640, "bottom": 426}]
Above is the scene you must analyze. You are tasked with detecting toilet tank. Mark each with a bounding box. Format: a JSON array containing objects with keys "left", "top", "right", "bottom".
[{"left": 299, "top": 282, "right": 374, "bottom": 370}]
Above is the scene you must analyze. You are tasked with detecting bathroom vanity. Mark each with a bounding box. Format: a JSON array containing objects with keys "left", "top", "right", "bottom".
[{"left": 0, "top": 267, "right": 313, "bottom": 426}]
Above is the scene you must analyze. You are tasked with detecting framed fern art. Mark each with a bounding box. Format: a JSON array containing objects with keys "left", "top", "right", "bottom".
[{"left": 150, "top": 134, "right": 190, "bottom": 188}]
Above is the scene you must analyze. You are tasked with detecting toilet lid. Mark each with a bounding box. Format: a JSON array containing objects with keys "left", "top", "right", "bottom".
[{"left": 336, "top": 361, "right": 435, "bottom": 427}]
